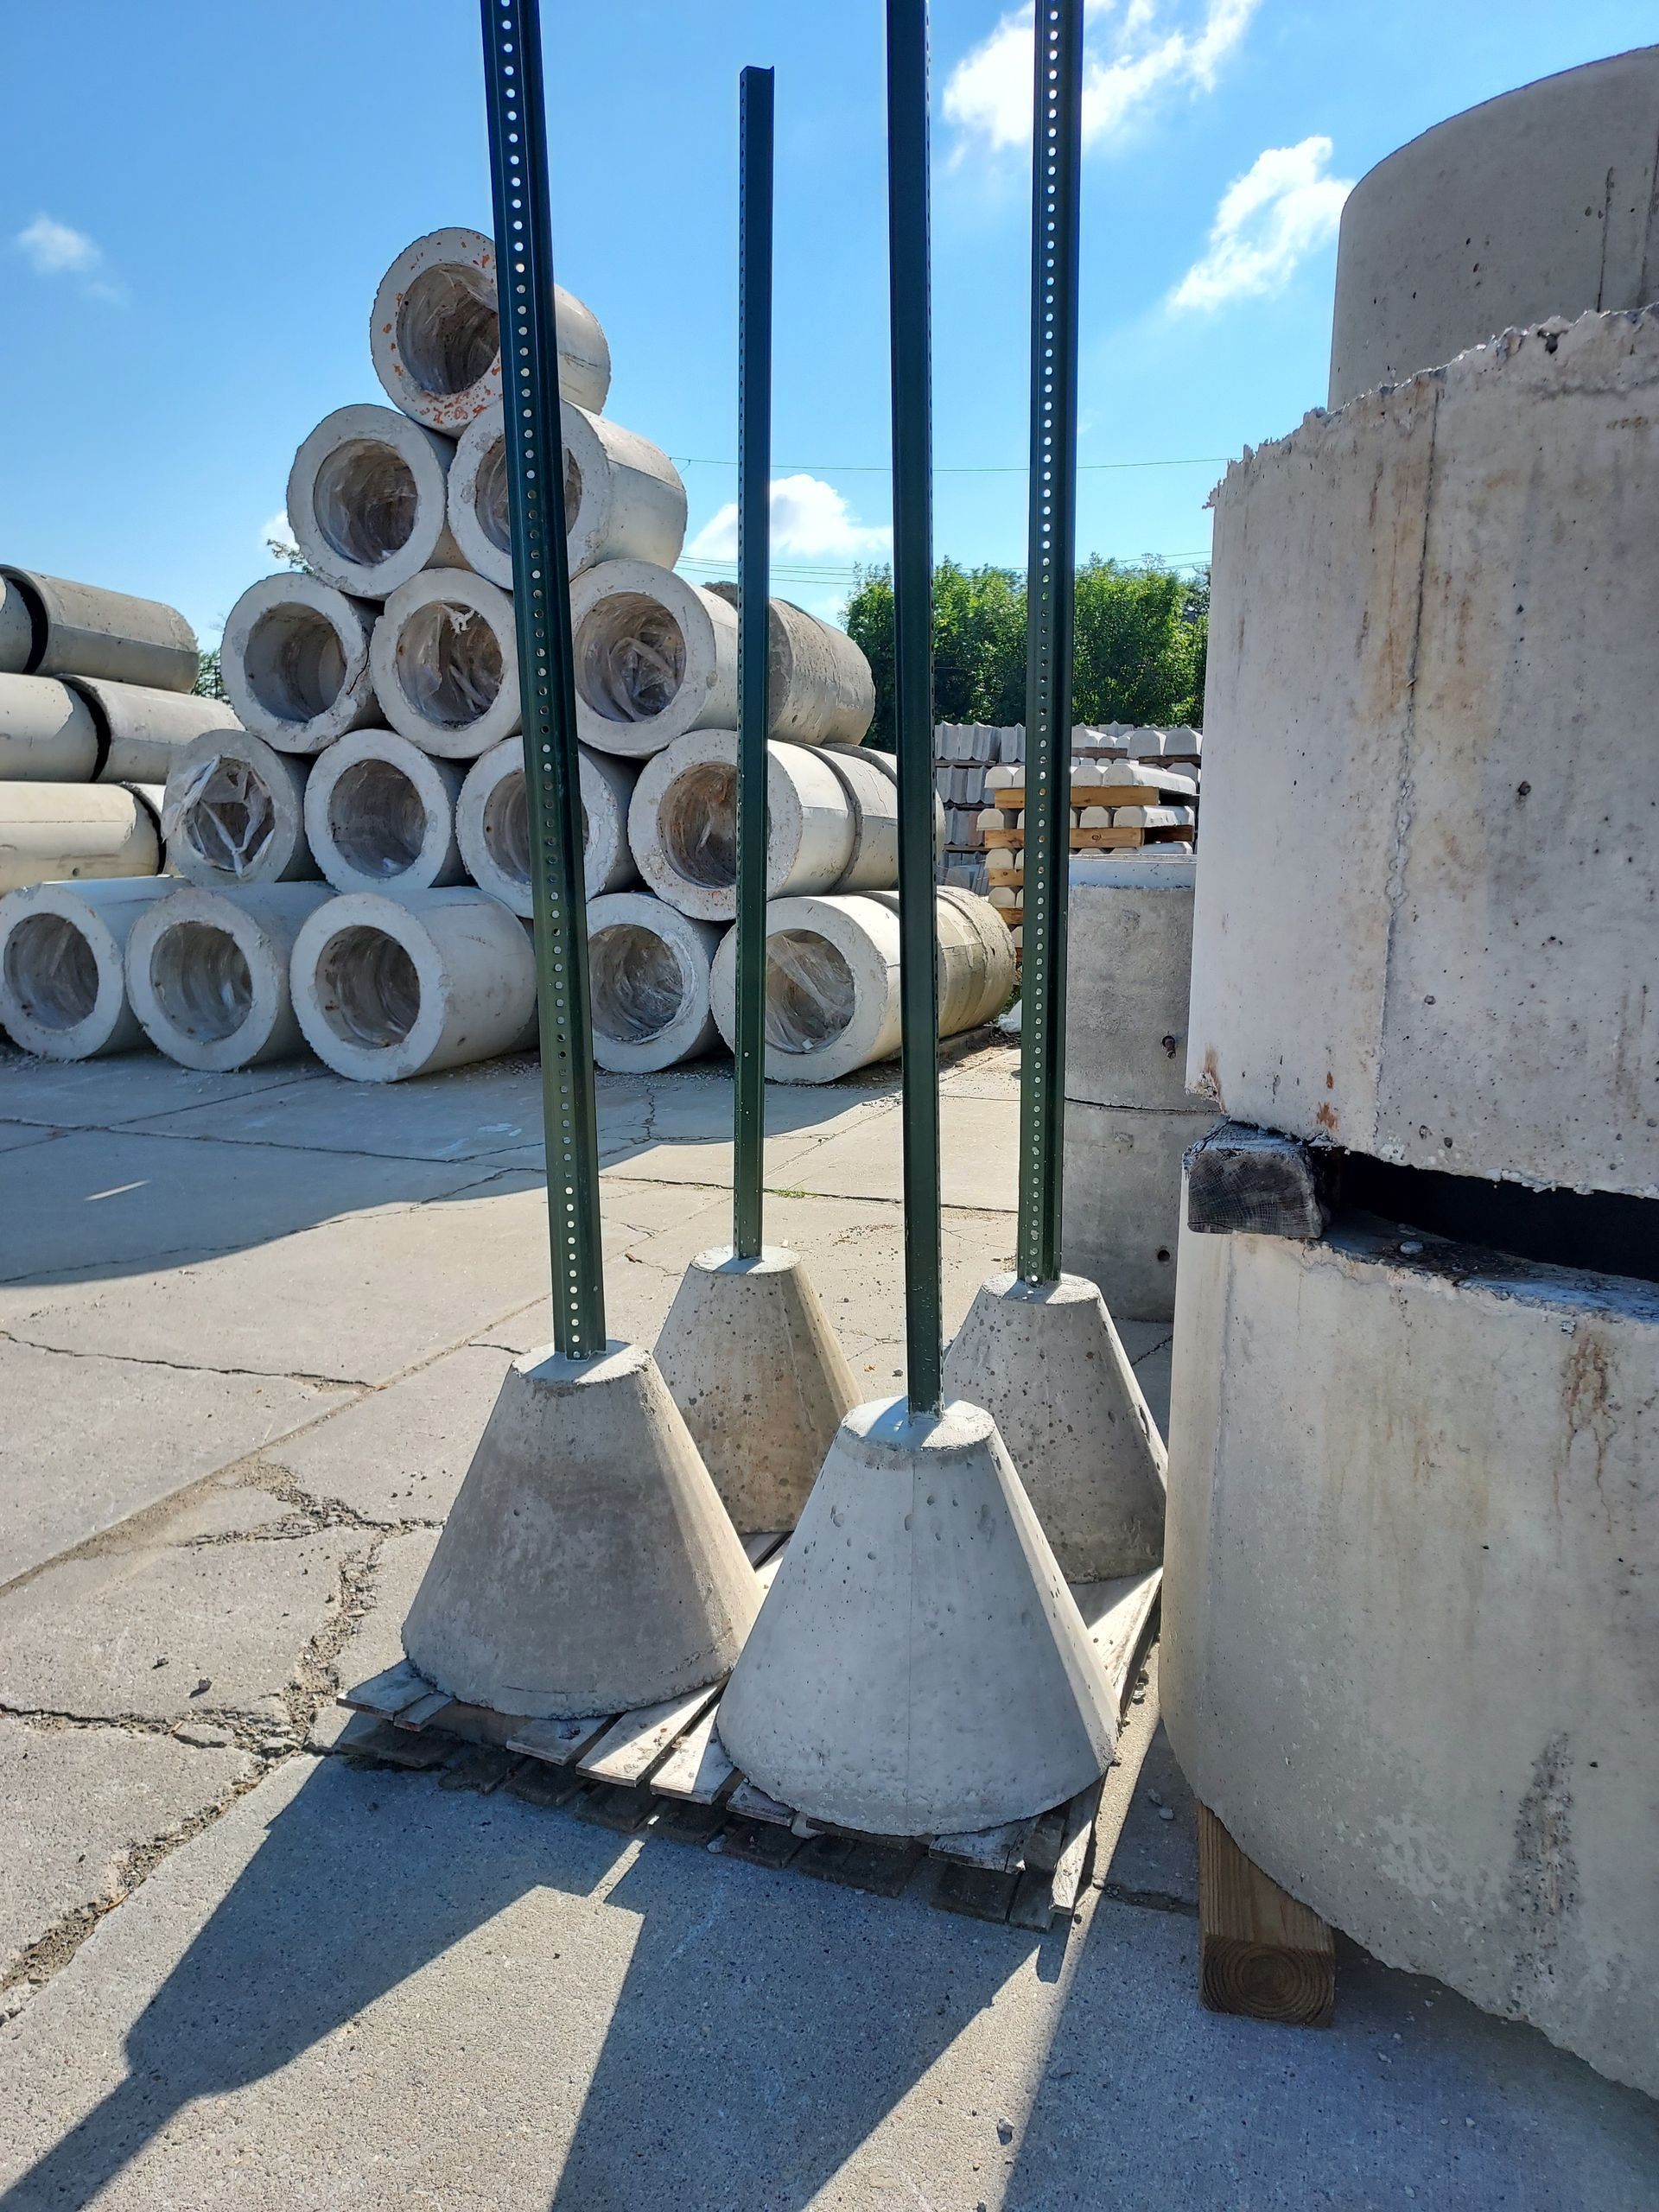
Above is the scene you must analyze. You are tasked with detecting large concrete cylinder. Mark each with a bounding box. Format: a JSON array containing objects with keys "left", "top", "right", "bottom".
[
  {"left": 628, "top": 729, "right": 856, "bottom": 920},
  {"left": 448, "top": 402, "right": 687, "bottom": 589},
  {"left": 1330, "top": 48, "right": 1659, "bottom": 407},
  {"left": 454, "top": 737, "right": 637, "bottom": 916},
  {"left": 302, "top": 728, "right": 466, "bottom": 894},
  {"left": 1062, "top": 852, "right": 1211, "bottom": 1324},
  {"left": 1163, "top": 1218, "right": 1659, "bottom": 2099},
  {"left": 221, "top": 575, "right": 378, "bottom": 755},
  {"left": 162, "top": 730, "right": 316, "bottom": 886},
  {"left": 0, "top": 674, "right": 100, "bottom": 781},
  {"left": 0, "top": 877, "right": 174, "bottom": 1057},
  {"left": 586, "top": 891, "right": 722, "bottom": 1073},
  {"left": 1190, "top": 309, "right": 1659, "bottom": 1200},
  {"left": 368, "top": 570, "right": 521, "bottom": 759},
  {"left": 568, "top": 559, "right": 736, "bottom": 759},
  {"left": 290, "top": 887, "right": 537, "bottom": 1082},
  {"left": 286, "top": 404, "right": 468, "bottom": 599},
  {"left": 0, "top": 566, "right": 198, "bottom": 693},
  {"left": 369, "top": 226, "right": 610, "bottom": 434},
  {"left": 124, "top": 882, "right": 333, "bottom": 1071},
  {"left": 706, "top": 585, "right": 875, "bottom": 747},
  {"left": 64, "top": 677, "right": 242, "bottom": 788},
  {"left": 0, "top": 783, "right": 161, "bottom": 896},
  {"left": 709, "top": 887, "right": 1014, "bottom": 1084}
]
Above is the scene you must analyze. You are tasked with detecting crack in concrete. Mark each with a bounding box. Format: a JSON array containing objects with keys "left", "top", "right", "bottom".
[
  {"left": 0, "top": 1327, "right": 363, "bottom": 1390},
  {"left": 0, "top": 1529, "right": 393, "bottom": 2016}
]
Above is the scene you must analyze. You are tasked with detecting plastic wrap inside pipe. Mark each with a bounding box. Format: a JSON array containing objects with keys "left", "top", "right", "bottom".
[
  {"left": 589, "top": 924, "right": 680, "bottom": 1042},
  {"left": 162, "top": 755, "right": 274, "bottom": 877},
  {"left": 765, "top": 929, "right": 856, "bottom": 1054},
  {"left": 404, "top": 603, "right": 502, "bottom": 724}
]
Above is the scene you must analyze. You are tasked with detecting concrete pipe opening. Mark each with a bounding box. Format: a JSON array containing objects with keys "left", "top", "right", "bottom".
[
  {"left": 481, "top": 769, "right": 531, "bottom": 889},
  {"left": 327, "top": 757, "right": 427, "bottom": 880},
  {"left": 3, "top": 912, "right": 99, "bottom": 1033},
  {"left": 765, "top": 929, "right": 856, "bottom": 1055},
  {"left": 148, "top": 921, "right": 253, "bottom": 1045},
  {"left": 397, "top": 601, "right": 503, "bottom": 732},
  {"left": 576, "top": 594, "right": 686, "bottom": 726},
  {"left": 590, "top": 922, "right": 681, "bottom": 1044},
  {"left": 242, "top": 605, "right": 347, "bottom": 727},
  {"left": 177, "top": 756, "right": 276, "bottom": 877},
  {"left": 656, "top": 760, "right": 736, "bottom": 890},
  {"left": 312, "top": 442, "right": 417, "bottom": 571},
  {"left": 313, "top": 925, "right": 423, "bottom": 1052},
  {"left": 397, "top": 265, "right": 499, "bottom": 411}
]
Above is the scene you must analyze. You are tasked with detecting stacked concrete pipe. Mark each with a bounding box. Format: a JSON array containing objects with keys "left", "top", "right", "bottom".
[
  {"left": 221, "top": 575, "right": 378, "bottom": 755},
  {"left": 0, "top": 568, "right": 198, "bottom": 693},
  {"left": 449, "top": 402, "right": 687, "bottom": 589},
  {"left": 709, "top": 885, "right": 1014, "bottom": 1084},
  {"left": 0, "top": 876, "right": 175, "bottom": 1057},
  {"left": 586, "top": 890, "right": 721, "bottom": 1073},
  {"left": 287, "top": 404, "right": 468, "bottom": 599},
  {"left": 368, "top": 571, "right": 521, "bottom": 759},
  {"left": 162, "top": 730, "right": 317, "bottom": 885},
  {"left": 369, "top": 226, "right": 609, "bottom": 434},
  {"left": 705, "top": 583, "right": 874, "bottom": 747},
  {"left": 569, "top": 559, "right": 737, "bottom": 758},
  {"left": 303, "top": 728, "right": 467, "bottom": 893},
  {"left": 125, "top": 882, "right": 333, "bottom": 1070},
  {"left": 290, "top": 887, "right": 537, "bottom": 1082},
  {"left": 456, "top": 737, "right": 638, "bottom": 914}
]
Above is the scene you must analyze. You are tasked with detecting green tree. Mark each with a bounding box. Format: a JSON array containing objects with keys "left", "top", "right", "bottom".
[
  {"left": 194, "top": 647, "right": 226, "bottom": 701},
  {"left": 843, "top": 556, "right": 1207, "bottom": 747}
]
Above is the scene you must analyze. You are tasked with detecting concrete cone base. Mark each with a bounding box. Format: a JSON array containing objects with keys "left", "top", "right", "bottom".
[
  {"left": 402, "top": 1339, "right": 760, "bottom": 1719},
  {"left": 715, "top": 1395, "right": 1118, "bottom": 1836},
  {"left": 943, "top": 1272, "right": 1167, "bottom": 1580},
  {"left": 655, "top": 1245, "right": 859, "bottom": 1534}
]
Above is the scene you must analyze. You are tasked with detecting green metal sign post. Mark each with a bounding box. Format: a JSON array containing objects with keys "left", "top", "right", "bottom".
[
  {"left": 733, "top": 64, "right": 775, "bottom": 1262},
  {"left": 1016, "top": 0, "right": 1084, "bottom": 1288},
  {"left": 886, "top": 0, "right": 944, "bottom": 1417},
  {"left": 480, "top": 0, "right": 607, "bottom": 1358}
]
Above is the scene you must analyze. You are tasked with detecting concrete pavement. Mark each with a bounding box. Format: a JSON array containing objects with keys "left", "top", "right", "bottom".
[{"left": 0, "top": 1038, "right": 1651, "bottom": 2209}]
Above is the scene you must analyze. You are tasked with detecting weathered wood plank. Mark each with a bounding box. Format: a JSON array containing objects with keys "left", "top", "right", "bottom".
[
  {"left": 506, "top": 1713, "right": 613, "bottom": 1767},
  {"left": 437, "top": 1745, "right": 522, "bottom": 1795},
  {"left": 648, "top": 1703, "right": 735, "bottom": 1805},
  {"left": 715, "top": 1819, "right": 804, "bottom": 1870},
  {"left": 577, "top": 1685, "right": 721, "bottom": 1787},
  {"left": 340, "top": 1660, "right": 429, "bottom": 1719},
  {"left": 930, "top": 1817, "right": 1038, "bottom": 1873},
  {"left": 728, "top": 1777, "right": 796, "bottom": 1827},
  {"left": 1198, "top": 1804, "right": 1336, "bottom": 2028},
  {"left": 392, "top": 1691, "right": 453, "bottom": 1733},
  {"left": 934, "top": 1862, "right": 1019, "bottom": 1923},
  {"left": 1185, "top": 1120, "right": 1327, "bottom": 1240},
  {"left": 340, "top": 1718, "right": 455, "bottom": 1770}
]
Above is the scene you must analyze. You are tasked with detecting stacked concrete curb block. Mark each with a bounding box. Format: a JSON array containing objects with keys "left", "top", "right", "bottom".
[{"left": 1061, "top": 852, "right": 1208, "bottom": 1323}]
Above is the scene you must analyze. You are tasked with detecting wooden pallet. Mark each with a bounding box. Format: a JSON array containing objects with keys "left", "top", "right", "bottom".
[
  {"left": 995, "top": 773, "right": 1198, "bottom": 809},
  {"left": 339, "top": 1550, "right": 1161, "bottom": 1936}
]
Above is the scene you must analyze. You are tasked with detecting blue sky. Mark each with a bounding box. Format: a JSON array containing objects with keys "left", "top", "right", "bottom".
[{"left": 0, "top": 1, "right": 1651, "bottom": 641}]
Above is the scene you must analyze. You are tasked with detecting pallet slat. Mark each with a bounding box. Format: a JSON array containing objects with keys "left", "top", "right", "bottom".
[
  {"left": 576, "top": 1684, "right": 722, "bottom": 1787},
  {"left": 507, "top": 1713, "right": 613, "bottom": 1767},
  {"left": 340, "top": 1660, "right": 429, "bottom": 1719}
]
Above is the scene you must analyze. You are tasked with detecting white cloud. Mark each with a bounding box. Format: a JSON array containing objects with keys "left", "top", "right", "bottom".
[
  {"left": 686, "top": 474, "right": 890, "bottom": 565},
  {"left": 944, "top": 0, "right": 1259, "bottom": 156},
  {"left": 260, "top": 509, "right": 301, "bottom": 563},
  {"left": 14, "top": 213, "right": 126, "bottom": 304},
  {"left": 16, "top": 213, "right": 100, "bottom": 275},
  {"left": 1170, "top": 137, "right": 1351, "bottom": 311}
]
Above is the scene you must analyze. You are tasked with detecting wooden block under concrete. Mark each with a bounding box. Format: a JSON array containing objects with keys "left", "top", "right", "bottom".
[
  {"left": 1185, "top": 1120, "right": 1327, "bottom": 1240},
  {"left": 1198, "top": 1804, "right": 1336, "bottom": 2028}
]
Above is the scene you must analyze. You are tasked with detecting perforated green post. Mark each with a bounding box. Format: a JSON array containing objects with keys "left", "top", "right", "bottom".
[
  {"left": 886, "top": 0, "right": 944, "bottom": 1416},
  {"left": 733, "top": 64, "right": 775, "bottom": 1262},
  {"left": 1016, "top": 0, "right": 1084, "bottom": 1287},
  {"left": 480, "top": 0, "right": 607, "bottom": 1358}
]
